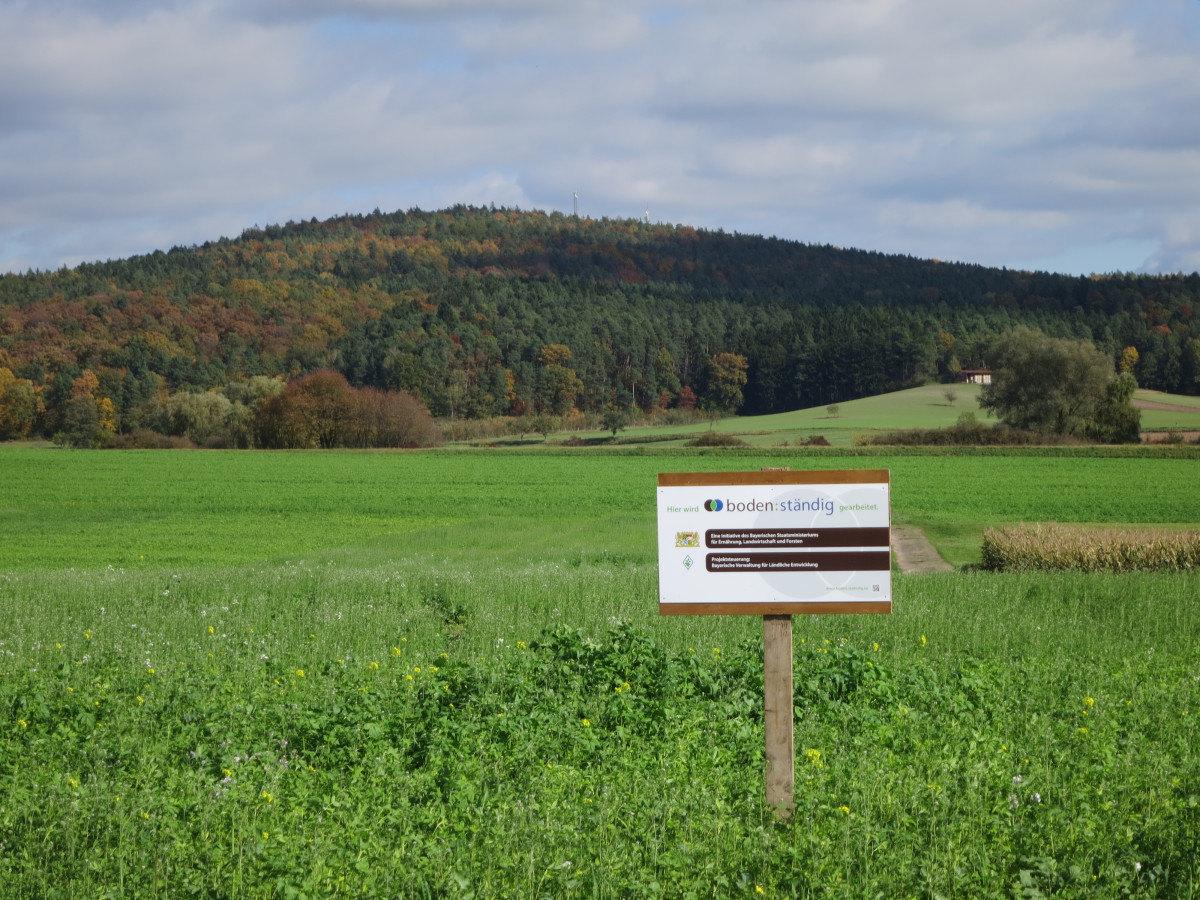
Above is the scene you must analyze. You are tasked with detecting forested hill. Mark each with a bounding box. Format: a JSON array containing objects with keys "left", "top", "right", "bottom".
[{"left": 1, "top": 205, "right": 1198, "bottom": 434}]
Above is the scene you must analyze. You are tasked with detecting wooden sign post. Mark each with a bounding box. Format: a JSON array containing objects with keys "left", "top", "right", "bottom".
[
  {"left": 763, "top": 614, "right": 794, "bottom": 815},
  {"left": 657, "top": 469, "right": 892, "bottom": 819}
]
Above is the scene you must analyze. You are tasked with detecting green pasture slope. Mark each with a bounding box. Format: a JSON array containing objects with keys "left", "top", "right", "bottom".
[
  {"left": 2, "top": 446, "right": 1199, "bottom": 898},
  {"left": 541, "top": 383, "right": 1200, "bottom": 448}
]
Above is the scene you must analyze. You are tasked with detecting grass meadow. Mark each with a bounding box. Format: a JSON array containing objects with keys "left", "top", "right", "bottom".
[
  {"left": 550, "top": 383, "right": 1200, "bottom": 448},
  {"left": 1, "top": 445, "right": 1199, "bottom": 898}
]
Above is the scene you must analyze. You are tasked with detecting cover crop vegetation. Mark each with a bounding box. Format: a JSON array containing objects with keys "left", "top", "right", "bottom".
[{"left": 1, "top": 446, "right": 1199, "bottom": 897}]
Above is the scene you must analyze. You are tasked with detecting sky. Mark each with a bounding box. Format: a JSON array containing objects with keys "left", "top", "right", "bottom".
[{"left": 3, "top": 0, "right": 1200, "bottom": 277}]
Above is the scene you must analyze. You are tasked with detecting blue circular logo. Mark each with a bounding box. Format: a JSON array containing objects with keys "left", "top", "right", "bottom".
[{"left": 704, "top": 499, "right": 723, "bottom": 512}]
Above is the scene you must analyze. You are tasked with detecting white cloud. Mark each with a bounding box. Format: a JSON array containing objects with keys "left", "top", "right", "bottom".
[{"left": 3, "top": 0, "right": 1200, "bottom": 274}]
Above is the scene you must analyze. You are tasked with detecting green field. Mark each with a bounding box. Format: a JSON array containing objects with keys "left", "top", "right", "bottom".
[
  {"left": 492, "top": 383, "right": 1200, "bottom": 448},
  {"left": 2, "top": 446, "right": 1199, "bottom": 898}
]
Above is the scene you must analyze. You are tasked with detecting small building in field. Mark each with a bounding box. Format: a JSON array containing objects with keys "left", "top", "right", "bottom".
[{"left": 958, "top": 369, "right": 992, "bottom": 385}]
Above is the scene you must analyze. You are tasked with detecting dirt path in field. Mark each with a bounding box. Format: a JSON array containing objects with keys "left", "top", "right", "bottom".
[
  {"left": 892, "top": 525, "right": 955, "bottom": 573},
  {"left": 1132, "top": 398, "right": 1200, "bottom": 413}
]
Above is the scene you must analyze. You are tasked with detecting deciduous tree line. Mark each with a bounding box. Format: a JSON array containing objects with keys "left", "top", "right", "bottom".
[{"left": 41, "top": 370, "right": 442, "bottom": 450}]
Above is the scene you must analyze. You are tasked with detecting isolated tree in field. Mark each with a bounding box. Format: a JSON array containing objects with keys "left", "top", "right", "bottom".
[
  {"left": 600, "top": 402, "right": 631, "bottom": 436},
  {"left": 530, "top": 414, "right": 558, "bottom": 440},
  {"left": 980, "top": 327, "right": 1137, "bottom": 440}
]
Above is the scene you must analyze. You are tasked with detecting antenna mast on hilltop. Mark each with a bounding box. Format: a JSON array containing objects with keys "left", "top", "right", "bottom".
[{"left": 573, "top": 191, "right": 578, "bottom": 217}]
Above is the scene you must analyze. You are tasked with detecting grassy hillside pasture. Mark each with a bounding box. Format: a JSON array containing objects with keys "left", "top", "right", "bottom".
[
  {"left": 527, "top": 384, "right": 1200, "bottom": 448},
  {"left": 626, "top": 383, "right": 996, "bottom": 448},
  {"left": 1134, "top": 389, "right": 1200, "bottom": 436},
  {"left": 2, "top": 447, "right": 1199, "bottom": 897}
]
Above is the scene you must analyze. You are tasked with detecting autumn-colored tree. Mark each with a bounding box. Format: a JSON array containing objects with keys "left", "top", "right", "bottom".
[
  {"left": 703, "top": 352, "right": 749, "bottom": 413},
  {"left": 285, "top": 369, "right": 355, "bottom": 448},
  {"left": 252, "top": 394, "right": 307, "bottom": 449},
  {"left": 349, "top": 387, "right": 444, "bottom": 448},
  {"left": 538, "top": 344, "right": 573, "bottom": 367},
  {"left": 535, "top": 344, "right": 583, "bottom": 415},
  {"left": 97, "top": 397, "right": 117, "bottom": 438},
  {"left": 70, "top": 370, "right": 101, "bottom": 399},
  {"left": 0, "top": 367, "right": 38, "bottom": 439},
  {"left": 251, "top": 372, "right": 442, "bottom": 449},
  {"left": 1120, "top": 346, "right": 1140, "bottom": 373}
]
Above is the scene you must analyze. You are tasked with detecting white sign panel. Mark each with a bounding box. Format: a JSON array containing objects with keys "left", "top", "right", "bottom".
[{"left": 657, "top": 470, "right": 891, "bottom": 615}]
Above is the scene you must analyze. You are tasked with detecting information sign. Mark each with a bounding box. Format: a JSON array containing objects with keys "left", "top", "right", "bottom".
[{"left": 657, "top": 470, "right": 891, "bottom": 615}]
